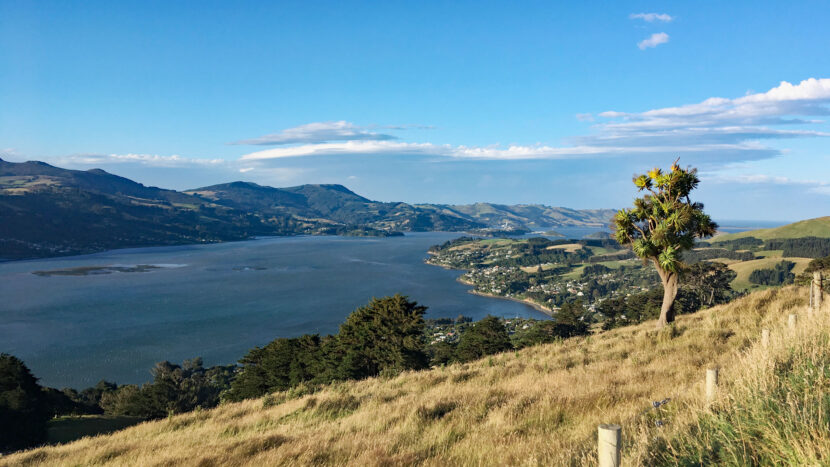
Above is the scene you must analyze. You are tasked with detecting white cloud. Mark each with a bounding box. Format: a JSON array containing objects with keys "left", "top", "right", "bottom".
[
  {"left": 638, "top": 32, "right": 669, "bottom": 50},
  {"left": 704, "top": 173, "right": 830, "bottom": 195},
  {"left": 234, "top": 121, "right": 399, "bottom": 145},
  {"left": 239, "top": 139, "right": 772, "bottom": 162},
  {"left": 236, "top": 78, "right": 830, "bottom": 166},
  {"left": 596, "top": 78, "right": 830, "bottom": 129},
  {"left": 239, "top": 140, "right": 615, "bottom": 161},
  {"left": 0, "top": 148, "right": 24, "bottom": 160},
  {"left": 60, "top": 153, "right": 226, "bottom": 167},
  {"left": 245, "top": 167, "right": 310, "bottom": 183},
  {"left": 630, "top": 13, "right": 673, "bottom": 22}
]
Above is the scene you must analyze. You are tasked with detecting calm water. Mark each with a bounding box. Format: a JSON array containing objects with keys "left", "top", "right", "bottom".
[
  {"left": 1, "top": 233, "right": 549, "bottom": 388},
  {"left": 0, "top": 221, "right": 782, "bottom": 389}
]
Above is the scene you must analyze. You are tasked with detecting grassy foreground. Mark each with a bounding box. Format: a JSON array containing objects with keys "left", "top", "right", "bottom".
[{"left": 2, "top": 287, "right": 824, "bottom": 466}]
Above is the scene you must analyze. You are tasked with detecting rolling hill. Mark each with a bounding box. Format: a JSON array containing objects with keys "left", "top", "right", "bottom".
[
  {"left": 186, "top": 182, "right": 482, "bottom": 232},
  {"left": 0, "top": 159, "right": 300, "bottom": 260},
  {"left": 3, "top": 286, "right": 824, "bottom": 465},
  {"left": 0, "top": 158, "right": 617, "bottom": 260},
  {"left": 712, "top": 216, "right": 830, "bottom": 241},
  {"left": 429, "top": 202, "right": 616, "bottom": 230},
  {"left": 687, "top": 216, "right": 830, "bottom": 292}
]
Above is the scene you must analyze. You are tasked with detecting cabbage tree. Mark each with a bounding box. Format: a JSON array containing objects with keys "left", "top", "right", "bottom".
[{"left": 614, "top": 161, "right": 718, "bottom": 328}]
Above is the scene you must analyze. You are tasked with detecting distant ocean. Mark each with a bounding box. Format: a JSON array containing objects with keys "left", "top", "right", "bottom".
[{"left": 713, "top": 220, "right": 789, "bottom": 233}]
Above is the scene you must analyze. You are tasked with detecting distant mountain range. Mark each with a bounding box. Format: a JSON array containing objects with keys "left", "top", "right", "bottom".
[{"left": 0, "top": 158, "right": 615, "bottom": 260}]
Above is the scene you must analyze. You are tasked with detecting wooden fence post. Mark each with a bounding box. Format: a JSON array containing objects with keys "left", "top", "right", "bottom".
[
  {"left": 789, "top": 313, "right": 798, "bottom": 331},
  {"left": 761, "top": 328, "right": 770, "bottom": 349},
  {"left": 597, "top": 424, "right": 621, "bottom": 467},
  {"left": 813, "top": 271, "right": 823, "bottom": 311},
  {"left": 706, "top": 368, "right": 719, "bottom": 406}
]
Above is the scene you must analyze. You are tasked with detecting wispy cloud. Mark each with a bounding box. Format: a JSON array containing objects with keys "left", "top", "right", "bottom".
[
  {"left": 59, "top": 153, "right": 226, "bottom": 167},
  {"left": 0, "top": 148, "right": 24, "bottom": 160},
  {"left": 595, "top": 78, "right": 830, "bottom": 129},
  {"left": 239, "top": 140, "right": 615, "bottom": 161},
  {"left": 233, "top": 121, "right": 399, "bottom": 145},
  {"left": 637, "top": 32, "right": 670, "bottom": 50},
  {"left": 630, "top": 13, "right": 673, "bottom": 23},
  {"left": 238, "top": 78, "right": 830, "bottom": 166},
  {"left": 54, "top": 80, "right": 830, "bottom": 170},
  {"left": 577, "top": 77, "right": 830, "bottom": 161},
  {"left": 704, "top": 173, "right": 830, "bottom": 195}
]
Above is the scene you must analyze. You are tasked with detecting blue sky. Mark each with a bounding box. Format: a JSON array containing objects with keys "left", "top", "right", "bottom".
[{"left": 2, "top": 1, "right": 829, "bottom": 221}]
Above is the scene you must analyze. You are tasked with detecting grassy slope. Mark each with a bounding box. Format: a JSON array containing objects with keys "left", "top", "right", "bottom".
[
  {"left": 3, "top": 287, "right": 816, "bottom": 466},
  {"left": 644, "top": 297, "right": 830, "bottom": 465},
  {"left": 713, "top": 216, "right": 830, "bottom": 241},
  {"left": 728, "top": 257, "right": 812, "bottom": 291},
  {"left": 561, "top": 259, "right": 637, "bottom": 280}
]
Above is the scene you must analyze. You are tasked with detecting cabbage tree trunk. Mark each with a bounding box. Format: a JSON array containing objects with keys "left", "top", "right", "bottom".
[{"left": 654, "top": 261, "right": 679, "bottom": 329}]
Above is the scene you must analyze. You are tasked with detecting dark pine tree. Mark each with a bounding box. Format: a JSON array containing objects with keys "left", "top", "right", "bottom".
[
  {"left": 455, "top": 315, "right": 513, "bottom": 363},
  {"left": 0, "top": 354, "right": 50, "bottom": 452}
]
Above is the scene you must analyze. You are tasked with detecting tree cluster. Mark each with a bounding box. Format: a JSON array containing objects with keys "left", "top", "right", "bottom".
[
  {"left": 764, "top": 237, "right": 830, "bottom": 259},
  {"left": 225, "top": 294, "right": 429, "bottom": 402},
  {"left": 429, "top": 304, "right": 592, "bottom": 366},
  {"left": 749, "top": 261, "right": 796, "bottom": 286},
  {"left": 683, "top": 248, "right": 756, "bottom": 263},
  {"left": 709, "top": 236, "right": 763, "bottom": 251},
  {"left": 95, "top": 359, "right": 235, "bottom": 419},
  {"left": 0, "top": 354, "right": 53, "bottom": 452}
]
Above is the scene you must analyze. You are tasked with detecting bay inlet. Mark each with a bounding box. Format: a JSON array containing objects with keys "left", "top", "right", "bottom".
[{"left": 1, "top": 232, "right": 548, "bottom": 388}]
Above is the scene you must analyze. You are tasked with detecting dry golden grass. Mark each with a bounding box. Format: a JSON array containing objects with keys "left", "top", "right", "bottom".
[
  {"left": 625, "top": 291, "right": 830, "bottom": 465},
  {"left": 546, "top": 243, "right": 583, "bottom": 253},
  {"left": 2, "top": 287, "right": 815, "bottom": 467},
  {"left": 728, "top": 257, "right": 812, "bottom": 291}
]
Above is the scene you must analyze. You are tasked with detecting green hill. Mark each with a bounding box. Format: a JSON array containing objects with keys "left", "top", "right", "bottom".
[
  {"left": 430, "top": 202, "right": 616, "bottom": 230},
  {"left": 0, "top": 159, "right": 299, "bottom": 260},
  {"left": 713, "top": 216, "right": 830, "bottom": 241},
  {"left": 0, "top": 158, "right": 617, "bottom": 260},
  {"left": 5, "top": 286, "right": 826, "bottom": 465},
  {"left": 188, "top": 182, "right": 482, "bottom": 232}
]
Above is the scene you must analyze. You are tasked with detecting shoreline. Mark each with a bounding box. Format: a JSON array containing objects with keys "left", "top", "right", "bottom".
[
  {"left": 467, "top": 288, "right": 554, "bottom": 317},
  {"left": 456, "top": 276, "right": 554, "bottom": 317},
  {"left": 425, "top": 257, "right": 554, "bottom": 317}
]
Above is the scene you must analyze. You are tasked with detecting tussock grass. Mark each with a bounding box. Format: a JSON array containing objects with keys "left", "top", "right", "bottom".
[
  {"left": 2, "top": 287, "right": 820, "bottom": 466},
  {"left": 633, "top": 291, "right": 830, "bottom": 465}
]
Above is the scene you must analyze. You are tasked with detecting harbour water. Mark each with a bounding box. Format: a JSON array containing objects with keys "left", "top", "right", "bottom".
[{"left": 0, "top": 233, "right": 547, "bottom": 388}]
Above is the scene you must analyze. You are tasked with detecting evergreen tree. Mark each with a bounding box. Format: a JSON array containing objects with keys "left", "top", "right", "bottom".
[
  {"left": 428, "top": 341, "right": 458, "bottom": 366},
  {"left": 336, "top": 294, "right": 429, "bottom": 379},
  {"left": 0, "top": 354, "right": 49, "bottom": 452},
  {"left": 749, "top": 261, "right": 796, "bottom": 286},
  {"left": 455, "top": 315, "right": 512, "bottom": 363},
  {"left": 226, "top": 336, "right": 324, "bottom": 402}
]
